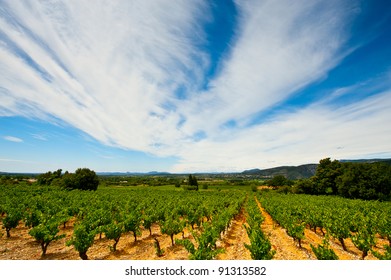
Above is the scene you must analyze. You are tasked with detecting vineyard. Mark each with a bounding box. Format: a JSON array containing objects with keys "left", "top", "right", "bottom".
[{"left": 1, "top": 183, "right": 391, "bottom": 260}]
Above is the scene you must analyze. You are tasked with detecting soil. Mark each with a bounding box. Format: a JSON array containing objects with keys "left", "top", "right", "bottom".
[
  {"left": 254, "top": 196, "right": 386, "bottom": 260},
  {"left": 0, "top": 221, "right": 191, "bottom": 260},
  {"left": 0, "top": 199, "right": 387, "bottom": 260},
  {"left": 216, "top": 207, "right": 251, "bottom": 260},
  {"left": 254, "top": 196, "right": 312, "bottom": 259},
  {"left": 0, "top": 212, "right": 251, "bottom": 260}
]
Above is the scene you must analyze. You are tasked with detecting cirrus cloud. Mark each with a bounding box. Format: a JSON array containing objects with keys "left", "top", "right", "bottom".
[
  {"left": 1, "top": 0, "right": 390, "bottom": 172},
  {"left": 3, "top": 135, "right": 23, "bottom": 143}
]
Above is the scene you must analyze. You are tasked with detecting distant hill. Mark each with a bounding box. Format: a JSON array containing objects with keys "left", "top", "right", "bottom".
[
  {"left": 340, "top": 158, "right": 391, "bottom": 165},
  {"left": 242, "top": 164, "right": 318, "bottom": 179},
  {"left": 97, "top": 171, "right": 172, "bottom": 176},
  {"left": 242, "top": 158, "right": 391, "bottom": 180},
  {"left": 0, "top": 172, "right": 39, "bottom": 177},
  {"left": 2, "top": 158, "right": 390, "bottom": 179},
  {"left": 147, "top": 171, "right": 171, "bottom": 175}
]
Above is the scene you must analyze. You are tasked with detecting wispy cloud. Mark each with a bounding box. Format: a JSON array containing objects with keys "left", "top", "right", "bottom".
[
  {"left": 177, "top": 0, "right": 355, "bottom": 133},
  {"left": 30, "top": 133, "right": 47, "bottom": 141},
  {"left": 0, "top": 158, "right": 35, "bottom": 163},
  {"left": 0, "top": 0, "right": 209, "bottom": 151},
  {"left": 3, "top": 135, "right": 23, "bottom": 143},
  {"left": 1, "top": 0, "right": 389, "bottom": 172},
  {"left": 172, "top": 89, "right": 391, "bottom": 172},
  {"left": 0, "top": 157, "right": 42, "bottom": 173}
]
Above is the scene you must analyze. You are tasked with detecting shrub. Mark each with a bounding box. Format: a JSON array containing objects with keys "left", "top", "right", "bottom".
[
  {"left": 64, "top": 168, "right": 99, "bottom": 191},
  {"left": 66, "top": 222, "right": 96, "bottom": 260},
  {"left": 310, "top": 238, "right": 338, "bottom": 260}
]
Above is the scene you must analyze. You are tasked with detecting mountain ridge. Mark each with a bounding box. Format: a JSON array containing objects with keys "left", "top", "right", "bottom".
[
  {"left": 242, "top": 164, "right": 318, "bottom": 179},
  {"left": 242, "top": 158, "right": 391, "bottom": 179},
  {"left": 2, "top": 158, "right": 390, "bottom": 178}
]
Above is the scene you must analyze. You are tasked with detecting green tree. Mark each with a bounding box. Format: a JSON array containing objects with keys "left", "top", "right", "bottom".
[
  {"left": 364, "top": 162, "right": 391, "bottom": 200},
  {"left": 64, "top": 168, "right": 99, "bottom": 191},
  {"left": 336, "top": 162, "right": 391, "bottom": 200},
  {"left": 185, "top": 175, "right": 198, "bottom": 191},
  {"left": 294, "top": 178, "right": 315, "bottom": 194},
  {"left": 37, "top": 169, "right": 62, "bottom": 185},
  {"left": 266, "top": 175, "right": 291, "bottom": 188},
  {"left": 312, "top": 158, "right": 342, "bottom": 195}
]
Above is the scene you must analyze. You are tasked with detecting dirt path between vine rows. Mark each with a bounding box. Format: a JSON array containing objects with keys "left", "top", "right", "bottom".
[
  {"left": 1, "top": 201, "right": 387, "bottom": 260},
  {"left": 303, "top": 224, "right": 384, "bottom": 260},
  {"left": 0, "top": 212, "right": 252, "bottom": 260},
  {"left": 0, "top": 220, "right": 192, "bottom": 260},
  {"left": 254, "top": 197, "right": 312, "bottom": 260},
  {"left": 216, "top": 207, "right": 251, "bottom": 260},
  {"left": 254, "top": 196, "right": 383, "bottom": 260}
]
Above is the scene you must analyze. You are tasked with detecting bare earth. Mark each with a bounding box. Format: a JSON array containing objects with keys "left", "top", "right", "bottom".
[
  {"left": 254, "top": 196, "right": 385, "bottom": 260},
  {"left": 216, "top": 207, "right": 251, "bottom": 260},
  {"left": 0, "top": 200, "right": 387, "bottom": 260},
  {"left": 0, "top": 214, "right": 251, "bottom": 260}
]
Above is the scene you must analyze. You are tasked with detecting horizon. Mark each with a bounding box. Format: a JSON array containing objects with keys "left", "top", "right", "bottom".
[
  {"left": 2, "top": 157, "right": 390, "bottom": 175},
  {"left": 1, "top": 1, "right": 391, "bottom": 173}
]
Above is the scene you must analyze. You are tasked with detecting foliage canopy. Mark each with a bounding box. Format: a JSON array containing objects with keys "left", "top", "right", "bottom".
[
  {"left": 37, "top": 168, "right": 99, "bottom": 191},
  {"left": 294, "top": 158, "right": 391, "bottom": 200}
]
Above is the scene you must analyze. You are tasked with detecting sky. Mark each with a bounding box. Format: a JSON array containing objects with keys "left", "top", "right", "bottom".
[{"left": 1, "top": 0, "right": 391, "bottom": 173}]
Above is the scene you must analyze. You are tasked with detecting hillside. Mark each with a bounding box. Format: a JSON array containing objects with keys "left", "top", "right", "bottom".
[
  {"left": 2, "top": 158, "right": 390, "bottom": 180},
  {"left": 242, "top": 158, "right": 391, "bottom": 180},
  {"left": 340, "top": 158, "right": 391, "bottom": 165},
  {"left": 242, "top": 164, "right": 318, "bottom": 179}
]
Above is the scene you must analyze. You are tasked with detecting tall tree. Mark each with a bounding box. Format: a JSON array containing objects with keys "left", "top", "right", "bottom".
[
  {"left": 64, "top": 168, "right": 99, "bottom": 191},
  {"left": 37, "top": 169, "right": 62, "bottom": 185},
  {"left": 336, "top": 162, "right": 391, "bottom": 200},
  {"left": 312, "top": 158, "right": 342, "bottom": 195},
  {"left": 187, "top": 175, "right": 198, "bottom": 191}
]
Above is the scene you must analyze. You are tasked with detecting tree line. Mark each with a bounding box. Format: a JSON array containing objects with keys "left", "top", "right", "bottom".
[
  {"left": 295, "top": 158, "right": 391, "bottom": 200},
  {"left": 37, "top": 168, "right": 99, "bottom": 191},
  {"left": 36, "top": 169, "right": 202, "bottom": 191}
]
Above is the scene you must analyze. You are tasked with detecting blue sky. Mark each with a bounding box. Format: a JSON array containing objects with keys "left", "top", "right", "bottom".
[{"left": 1, "top": 0, "right": 391, "bottom": 173}]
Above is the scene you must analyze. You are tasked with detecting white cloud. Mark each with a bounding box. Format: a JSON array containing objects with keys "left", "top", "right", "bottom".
[
  {"left": 1, "top": 0, "right": 389, "bottom": 172},
  {"left": 177, "top": 0, "right": 354, "bottom": 135},
  {"left": 0, "top": 158, "right": 32, "bottom": 162},
  {"left": 30, "top": 133, "right": 47, "bottom": 141},
  {"left": 171, "top": 89, "right": 391, "bottom": 172},
  {"left": 0, "top": 0, "right": 209, "bottom": 152},
  {"left": 3, "top": 136, "right": 23, "bottom": 142}
]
